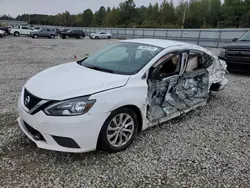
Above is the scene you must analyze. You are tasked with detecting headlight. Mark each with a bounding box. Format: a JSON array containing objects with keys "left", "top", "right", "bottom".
[
  {"left": 219, "top": 48, "right": 226, "bottom": 56},
  {"left": 44, "top": 97, "right": 96, "bottom": 116}
]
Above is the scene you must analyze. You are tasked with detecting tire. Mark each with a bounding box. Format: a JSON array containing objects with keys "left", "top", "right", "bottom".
[
  {"left": 79, "top": 36, "right": 83, "bottom": 39},
  {"left": 4, "top": 31, "right": 7, "bottom": 36},
  {"left": 95, "top": 36, "right": 99, "bottom": 39},
  {"left": 50, "top": 34, "right": 55, "bottom": 39},
  {"left": 66, "top": 35, "right": 69, "bottom": 39},
  {"left": 107, "top": 36, "right": 111, "bottom": 39},
  {"left": 33, "top": 34, "right": 38, "bottom": 39},
  {"left": 98, "top": 107, "right": 139, "bottom": 153},
  {"left": 14, "top": 32, "right": 20, "bottom": 37}
]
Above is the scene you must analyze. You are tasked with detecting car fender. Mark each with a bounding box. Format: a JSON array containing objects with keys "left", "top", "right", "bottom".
[{"left": 88, "top": 76, "right": 149, "bottom": 129}]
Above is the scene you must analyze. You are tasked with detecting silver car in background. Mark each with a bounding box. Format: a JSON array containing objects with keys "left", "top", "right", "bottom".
[{"left": 90, "top": 31, "right": 112, "bottom": 39}]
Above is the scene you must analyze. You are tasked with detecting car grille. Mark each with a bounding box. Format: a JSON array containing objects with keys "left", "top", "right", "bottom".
[
  {"left": 23, "top": 88, "right": 42, "bottom": 110},
  {"left": 226, "top": 49, "right": 250, "bottom": 59}
]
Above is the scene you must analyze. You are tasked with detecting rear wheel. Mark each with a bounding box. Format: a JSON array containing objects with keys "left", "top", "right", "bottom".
[
  {"left": 107, "top": 36, "right": 111, "bottom": 39},
  {"left": 66, "top": 35, "right": 69, "bottom": 39},
  {"left": 14, "top": 32, "right": 20, "bottom": 37},
  {"left": 79, "top": 35, "right": 83, "bottom": 39},
  {"left": 50, "top": 34, "right": 55, "bottom": 39},
  {"left": 98, "top": 107, "right": 139, "bottom": 153},
  {"left": 33, "top": 34, "right": 38, "bottom": 39}
]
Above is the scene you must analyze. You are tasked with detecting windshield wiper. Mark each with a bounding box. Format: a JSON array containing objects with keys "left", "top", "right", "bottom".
[
  {"left": 77, "top": 57, "right": 88, "bottom": 65},
  {"left": 84, "top": 65, "right": 114, "bottom": 73}
]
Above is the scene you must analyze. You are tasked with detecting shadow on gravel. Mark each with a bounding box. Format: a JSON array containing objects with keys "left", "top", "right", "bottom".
[{"left": 228, "top": 71, "right": 250, "bottom": 76}]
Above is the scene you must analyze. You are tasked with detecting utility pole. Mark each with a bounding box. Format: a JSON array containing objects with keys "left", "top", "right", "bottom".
[
  {"left": 182, "top": 1, "right": 188, "bottom": 29},
  {"left": 208, "top": 0, "right": 211, "bottom": 12}
]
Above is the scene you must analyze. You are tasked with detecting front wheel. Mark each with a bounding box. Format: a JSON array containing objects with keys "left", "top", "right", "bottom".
[
  {"left": 98, "top": 107, "right": 139, "bottom": 153},
  {"left": 95, "top": 36, "right": 99, "bottom": 39},
  {"left": 50, "top": 34, "right": 55, "bottom": 39},
  {"left": 14, "top": 32, "right": 20, "bottom": 37},
  {"left": 65, "top": 35, "right": 69, "bottom": 39},
  {"left": 107, "top": 36, "right": 111, "bottom": 39}
]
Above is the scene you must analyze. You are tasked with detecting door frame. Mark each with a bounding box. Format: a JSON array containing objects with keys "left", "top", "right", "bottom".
[{"left": 146, "top": 49, "right": 189, "bottom": 80}]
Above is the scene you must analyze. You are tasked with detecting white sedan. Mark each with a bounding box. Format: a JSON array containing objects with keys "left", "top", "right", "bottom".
[
  {"left": 17, "top": 39, "right": 228, "bottom": 153},
  {"left": 90, "top": 32, "right": 112, "bottom": 39}
]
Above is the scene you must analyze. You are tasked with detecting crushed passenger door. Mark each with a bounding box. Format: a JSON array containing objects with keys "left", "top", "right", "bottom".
[{"left": 146, "top": 51, "right": 209, "bottom": 123}]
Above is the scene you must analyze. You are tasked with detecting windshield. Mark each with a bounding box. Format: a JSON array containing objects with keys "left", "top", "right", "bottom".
[
  {"left": 80, "top": 42, "right": 163, "bottom": 75},
  {"left": 239, "top": 31, "right": 250, "bottom": 41}
]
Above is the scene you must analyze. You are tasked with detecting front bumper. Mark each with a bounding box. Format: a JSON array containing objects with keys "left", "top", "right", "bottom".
[
  {"left": 17, "top": 100, "right": 109, "bottom": 153},
  {"left": 218, "top": 56, "right": 250, "bottom": 71}
]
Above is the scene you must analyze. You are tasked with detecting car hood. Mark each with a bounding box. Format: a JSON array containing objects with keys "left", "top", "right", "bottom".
[
  {"left": 25, "top": 62, "right": 130, "bottom": 100},
  {"left": 223, "top": 41, "right": 250, "bottom": 49}
]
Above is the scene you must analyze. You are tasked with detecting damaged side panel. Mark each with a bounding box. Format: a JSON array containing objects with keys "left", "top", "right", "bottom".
[{"left": 147, "top": 68, "right": 209, "bottom": 122}]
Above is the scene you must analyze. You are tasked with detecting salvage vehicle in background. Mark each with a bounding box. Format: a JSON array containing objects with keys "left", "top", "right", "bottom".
[
  {"left": 10, "top": 25, "right": 33, "bottom": 37},
  {"left": 219, "top": 31, "right": 250, "bottom": 72},
  {"left": 60, "top": 29, "right": 85, "bottom": 39},
  {"left": 32, "top": 27, "right": 41, "bottom": 31},
  {"left": 0, "top": 26, "right": 11, "bottom": 35},
  {"left": 17, "top": 39, "right": 228, "bottom": 153},
  {"left": 30, "top": 28, "right": 57, "bottom": 39},
  {"left": 90, "top": 32, "right": 112, "bottom": 39}
]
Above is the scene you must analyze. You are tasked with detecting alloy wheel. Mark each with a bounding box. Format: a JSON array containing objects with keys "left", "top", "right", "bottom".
[{"left": 106, "top": 113, "right": 135, "bottom": 147}]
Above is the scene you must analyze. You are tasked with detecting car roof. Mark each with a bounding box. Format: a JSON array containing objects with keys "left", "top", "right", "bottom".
[
  {"left": 120, "top": 38, "right": 189, "bottom": 48},
  {"left": 119, "top": 38, "right": 216, "bottom": 57}
]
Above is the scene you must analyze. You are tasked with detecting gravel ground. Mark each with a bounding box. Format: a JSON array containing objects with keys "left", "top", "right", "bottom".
[{"left": 0, "top": 36, "right": 249, "bottom": 188}]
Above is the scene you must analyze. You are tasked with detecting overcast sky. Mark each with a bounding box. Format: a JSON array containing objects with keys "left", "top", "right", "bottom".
[{"left": 0, "top": 0, "right": 180, "bottom": 17}]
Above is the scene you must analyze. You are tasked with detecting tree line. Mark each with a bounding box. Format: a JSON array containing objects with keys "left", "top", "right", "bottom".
[{"left": 1, "top": 0, "right": 250, "bottom": 28}]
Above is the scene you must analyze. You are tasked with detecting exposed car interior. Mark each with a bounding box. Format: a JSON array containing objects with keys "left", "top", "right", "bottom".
[
  {"left": 150, "top": 51, "right": 214, "bottom": 81},
  {"left": 152, "top": 53, "right": 181, "bottom": 78},
  {"left": 186, "top": 52, "right": 213, "bottom": 71}
]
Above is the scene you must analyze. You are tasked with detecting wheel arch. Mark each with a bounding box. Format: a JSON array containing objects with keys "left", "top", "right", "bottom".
[
  {"left": 115, "top": 105, "right": 143, "bottom": 132},
  {"left": 96, "top": 104, "right": 143, "bottom": 150}
]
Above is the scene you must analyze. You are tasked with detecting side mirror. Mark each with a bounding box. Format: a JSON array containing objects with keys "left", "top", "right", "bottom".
[{"left": 232, "top": 38, "right": 238, "bottom": 42}]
